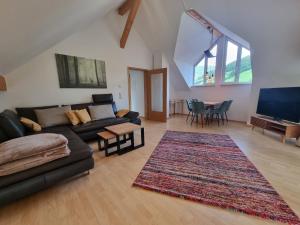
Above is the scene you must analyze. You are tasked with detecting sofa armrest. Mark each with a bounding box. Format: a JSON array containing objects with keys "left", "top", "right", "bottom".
[{"left": 124, "top": 111, "right": 139, "bottom": 120}]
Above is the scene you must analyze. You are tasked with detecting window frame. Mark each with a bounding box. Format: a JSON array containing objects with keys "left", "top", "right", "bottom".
[
  {"left": 222, "top": 38, "right": 252, "bottom": 85},
  {"left": 193, "top": 40, "right": 219, "bottom": 87}
]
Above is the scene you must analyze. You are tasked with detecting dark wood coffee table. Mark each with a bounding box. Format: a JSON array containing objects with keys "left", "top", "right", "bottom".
[{"left": 97, "top": 122, "right": 144, "bottom": 156}]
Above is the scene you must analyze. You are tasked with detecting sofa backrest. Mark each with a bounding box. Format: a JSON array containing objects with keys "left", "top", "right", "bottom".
[
  {"left": 92, "top": 94, "right": 117, "bottom": 114},
  {"left": 66, "top": 102, "right": 118, "bottom": 114},
  {"left": 0, "top": 127, "right": 9, "bottom": 143},
  {"left": 67, "top": 103, "right": 94, "bottom": 113},
  {"left": 16, "top": 105, "right": 59, "bottom": 122},
  {"left": 0, "top": 110, "right": 25, "bottom": 139},
  {"left": 92, "top": 94, "right": 113, "bottom": 105}
]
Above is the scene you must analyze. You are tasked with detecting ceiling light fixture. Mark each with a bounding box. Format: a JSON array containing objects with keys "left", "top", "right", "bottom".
[
  {"left": 181, "top": 0, "right": 217, "bottom": 58},
  {"left": 204, "top": 26, "right": 215, "bottom": 58}
]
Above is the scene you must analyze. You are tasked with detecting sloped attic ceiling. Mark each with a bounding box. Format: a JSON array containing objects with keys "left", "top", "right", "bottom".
[
  {"left": 0, "top": 0, "right": 123, "bottom": 74},
  {"left": 174, "top": 12, "right": 250, "bottom": 87},
  {"left": 133, "top": 0, "right": 300, "bottom": 90}
]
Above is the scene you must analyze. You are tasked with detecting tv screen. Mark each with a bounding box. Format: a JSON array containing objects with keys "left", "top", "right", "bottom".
[{"left": 256, "top": 87, "right": 300, "bottom": 123}]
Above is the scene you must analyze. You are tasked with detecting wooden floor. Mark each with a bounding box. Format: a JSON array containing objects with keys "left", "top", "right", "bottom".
[{"left": 1, "top": 116, "right": 300, "bottom": 225}]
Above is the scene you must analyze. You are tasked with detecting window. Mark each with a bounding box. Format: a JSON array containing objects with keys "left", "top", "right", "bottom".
[
  {"left": 224, "top": 41, "right": 238, "bottom": 83},
  {"left": 194, "top": 44, "right": 218, "bottom": 86},
  {"left": 194, "top": 58, "right": 205, "bottom": 85},
  {"left": 223, "top": 40, "right": 253, "bottom": 84},
  {"left": 193, "top": 36, "right": 253, "bottom": 86},
  {"left": 239, "top": 48, "right": 253, "bottom": 83}
]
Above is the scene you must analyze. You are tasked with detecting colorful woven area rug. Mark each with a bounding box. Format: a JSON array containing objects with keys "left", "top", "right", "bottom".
[{"left": 133, "top": 131, "right": 300, "bottom": 224}]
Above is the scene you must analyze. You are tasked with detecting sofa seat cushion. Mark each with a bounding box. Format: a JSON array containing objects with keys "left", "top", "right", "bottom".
[
  {"left": 71, "top": 117, "right": 130, "bottom": 134},
  {"left": 0, "top": 126, "right": 92, "bottom": 188}
]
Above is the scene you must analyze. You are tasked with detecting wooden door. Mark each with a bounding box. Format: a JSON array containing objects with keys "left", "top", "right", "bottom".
[{"left": 145, "top": 68, "right": 167, "bottom": 122}]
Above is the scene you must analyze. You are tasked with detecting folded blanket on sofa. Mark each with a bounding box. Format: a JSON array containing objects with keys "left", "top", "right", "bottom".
[
  {"left": 0, "top": 146, "right": 70, "bottom": 176},
  {"left": 0, "top": 133, "right": 71, "bottom": 176}
]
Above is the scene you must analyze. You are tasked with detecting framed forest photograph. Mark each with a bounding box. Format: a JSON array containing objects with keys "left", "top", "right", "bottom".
[{"left": 55, "top": 53, "right": 107, "bottom": 88}]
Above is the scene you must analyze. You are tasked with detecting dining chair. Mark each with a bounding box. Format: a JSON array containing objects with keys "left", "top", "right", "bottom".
[
  {"left": 185, "top": 99, "right": 193, "bottom": 121},
  {"left": 224, "top": 100, "right": 233, "bottom": 123},
  {"left": 210, "top": 101, "right": 227, "bottom": 126},
  {"left": 191, "top": 101, "right": 210, "bottom": 127}
]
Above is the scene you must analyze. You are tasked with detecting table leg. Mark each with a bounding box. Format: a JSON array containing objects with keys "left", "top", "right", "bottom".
[
  {"left": 281, "top": 135, "right": 286, "bottom": 144},
  {"left": 141, "top": 127, "right": 145, "bottom": 146},
  {"left": 98, "top": 138, "right": 101, "bottom": 151},
  {"left": 104, "top": 139, "right": 109, "bottom": 157},
  {"left": 116, "top": 135, "right": 121, "bottom": 154},
  {"left": 174, "top": 102, "right": 176, "bottom": 115},
  {"left": 130, "top": 132, "right": 135, "bottom": 149}
]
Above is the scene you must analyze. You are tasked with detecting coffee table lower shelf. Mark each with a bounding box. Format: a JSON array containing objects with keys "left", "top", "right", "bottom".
[{"left": 97, "top": 123, "right": 144, "bottom": 157}]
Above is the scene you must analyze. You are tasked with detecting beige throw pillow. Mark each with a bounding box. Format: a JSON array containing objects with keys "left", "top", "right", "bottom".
[
  {"left": 35, "top": 106, "right": 71, "bottom": 128},
  {"left": 75, "top": 109, "right": 92, "bottom": 124},
  {"left": 20, "top": 117, "right": 42, "bottom": 132},
  {"left": 88, "top": 105, "right": 115, "bottom": 121}
]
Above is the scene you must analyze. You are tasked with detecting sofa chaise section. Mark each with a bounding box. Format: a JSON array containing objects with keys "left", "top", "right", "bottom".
[{"left": 0, "top": 125, "right": 94, "bottom": 206}]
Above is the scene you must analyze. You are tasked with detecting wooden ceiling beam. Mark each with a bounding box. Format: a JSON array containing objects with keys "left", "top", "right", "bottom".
[
  {"left": 186, "top": 9, "right": 222, "bottom": 37},
  {"left": 119, "top": 0, "right": 141, "bottom": 49},
  {"left": 118, "top": 0, "right": 133, "bottom": 16},
  {"left": 0, "top": 76, "right": 7, "bottom": 91}
]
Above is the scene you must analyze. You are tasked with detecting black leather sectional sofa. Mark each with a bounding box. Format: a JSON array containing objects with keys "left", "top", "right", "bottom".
[{"left": 0, "top": 94, "right": 140, "bottom": 206}]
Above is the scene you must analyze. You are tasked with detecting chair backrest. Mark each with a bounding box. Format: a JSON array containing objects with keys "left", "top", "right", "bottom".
[
  {"left": 186, "top": 100, "right": 192, "bottom": 112},
  {"left": 216, "top": 101, "right": 228, "bottom": 113},
  {"left": 225, "top": 100, "right": 233, "bottom": 112},
  {"left": 191, "top": 101, "right": 205, "bottom": 113}
]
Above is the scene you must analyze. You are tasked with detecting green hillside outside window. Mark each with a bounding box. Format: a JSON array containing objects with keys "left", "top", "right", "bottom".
[
  {"left": 224, "top": 41, "right": 238, "bottom": 83},
  {"left": 239, "top": 48, "right": 253, "bottom": 83}
]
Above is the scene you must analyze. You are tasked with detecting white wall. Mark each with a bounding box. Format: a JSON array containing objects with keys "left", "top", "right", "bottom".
[
  {"left": 133, "top": 0, "right": 300, "bottom": 123},
  {"left": 0, "top": 11, "right": 153, "bottom": 112},
  {"left": 173, "top": 85, "right": 251, "bottom": 122},
  {"left": 129, "top": 70, "right": 145, "bottom": 116},
  {"left": 171, "top": 36, "right": 252, "bottom": 122}
]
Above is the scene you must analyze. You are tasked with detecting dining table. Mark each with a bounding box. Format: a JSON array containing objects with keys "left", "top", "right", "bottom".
[{"left": 203, "top": 101, "right": 222, "bottom": 108}]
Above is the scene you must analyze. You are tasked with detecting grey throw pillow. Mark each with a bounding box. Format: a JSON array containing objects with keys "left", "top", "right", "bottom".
[
  {"left": 88, "top": 105, "right": 115, "bottom": 121},
  {"left": 35, "top": 106, "right": 71, "bottom": 128}
]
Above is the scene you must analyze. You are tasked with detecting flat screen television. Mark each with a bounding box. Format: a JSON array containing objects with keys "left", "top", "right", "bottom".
[{"left": 256, "top": 87, "right": 300, "bottom": 123}]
